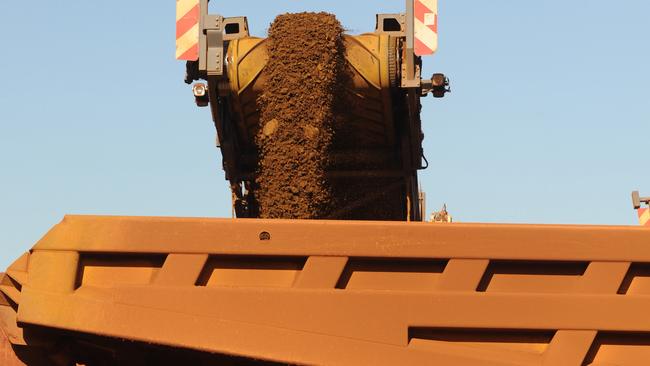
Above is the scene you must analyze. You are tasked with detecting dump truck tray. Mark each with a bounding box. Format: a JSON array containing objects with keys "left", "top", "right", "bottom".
[{"left": 3, "top": 216, "right": 650, "bottom": 365}]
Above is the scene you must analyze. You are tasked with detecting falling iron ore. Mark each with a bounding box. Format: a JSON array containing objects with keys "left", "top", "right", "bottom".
[{"left": 255, "top": 13, "right": 345, "bottom": 219}]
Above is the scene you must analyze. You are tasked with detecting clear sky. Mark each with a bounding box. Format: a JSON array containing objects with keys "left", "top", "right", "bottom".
[{"left": 1, "top": 1, "right": 649, "bottom": 268}]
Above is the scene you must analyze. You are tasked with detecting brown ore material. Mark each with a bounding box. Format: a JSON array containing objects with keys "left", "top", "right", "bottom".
[{"left": 256, "top": 13, "right": 345, "bottom": 219}]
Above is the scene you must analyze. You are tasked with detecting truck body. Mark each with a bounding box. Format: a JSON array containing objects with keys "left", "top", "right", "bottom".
[{"left": 3, "top": 216, "right": 650, "bottom": 365}]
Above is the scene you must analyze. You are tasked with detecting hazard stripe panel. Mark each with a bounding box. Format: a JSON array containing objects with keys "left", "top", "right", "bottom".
[
  {"left": 176, "top": 0, "right": 200, "bottom": 61},
  {"left": 638, "top": 208, "right": 650, "bottom": 227},
  {"left": 414, "top": 0, "right": 438, "bottom": 56}
]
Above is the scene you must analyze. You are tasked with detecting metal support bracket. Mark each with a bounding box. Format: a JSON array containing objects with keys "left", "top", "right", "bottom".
[
  {"left": 375, "top": 13, "right": 406, "bottom": 35},
  {"left": 402, "top": 63, "right": 422, "bottom": 88},
  {"left": 403, "top": 0, "right": 420, "bottom": 88},
  {"left": 200, "top": 15, "right": 224, "bottom": 76},
  {"left": 632, "top": 191, "right": 650, "bottom": 209}
]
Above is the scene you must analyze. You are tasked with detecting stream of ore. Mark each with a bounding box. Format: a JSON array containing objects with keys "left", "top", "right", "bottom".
[{"left": 255, "top": 13, "right": 345, "bottom": 219}]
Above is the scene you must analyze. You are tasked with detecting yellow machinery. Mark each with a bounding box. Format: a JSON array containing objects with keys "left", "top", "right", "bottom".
[{"left": 181, "top": 2, "right": 449, "bottom": 221}]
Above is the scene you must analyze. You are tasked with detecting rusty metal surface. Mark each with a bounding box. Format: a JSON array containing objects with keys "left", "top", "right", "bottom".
[
  {"left": 3, "top": 216, "right": 650, "bottom": 365},
  {"left": 1, "top": 323, "right": 25, "bottom": 366},
  {"left": 33, "top": 215, "right": 650, "bottom": 261}
]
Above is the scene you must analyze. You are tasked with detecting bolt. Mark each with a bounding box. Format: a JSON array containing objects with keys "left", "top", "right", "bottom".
[{"left": 259, "top": 231, "right": 271, "bottom": 241}]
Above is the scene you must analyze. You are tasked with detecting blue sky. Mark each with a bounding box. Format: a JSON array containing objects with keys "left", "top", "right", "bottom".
[{"left": 0, "top": 1, "right": 649, "bottom": 268}]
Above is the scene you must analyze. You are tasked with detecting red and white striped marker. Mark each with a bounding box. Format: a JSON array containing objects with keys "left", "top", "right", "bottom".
[
  {"left": 638, "top": 208, "right": 650, "bottom": 227},
  {"left": 414, "top": 0, "right": 438, "bottom": 56},
  {"left": 176, "top": 0, "right": 200, "bottom": 61}
]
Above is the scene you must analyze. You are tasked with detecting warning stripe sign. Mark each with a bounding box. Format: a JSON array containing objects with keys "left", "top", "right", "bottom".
[
  {"left": 638, "top": 208, "right": 650, "bottom": 227},
  {"left": 176, "top": 0, "right": 200, "bottom": 61},
  {"left": 414, "top": 0, "right": 438, "bottom": 56}
]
